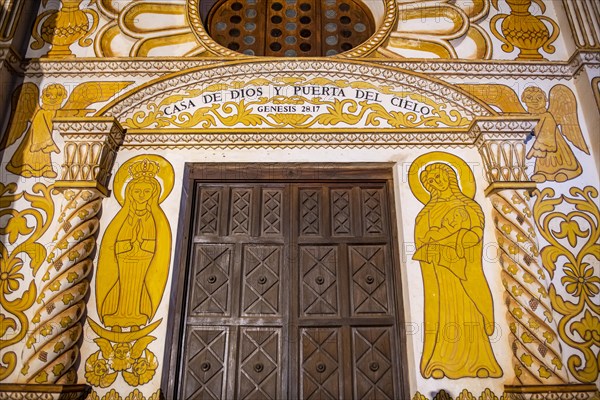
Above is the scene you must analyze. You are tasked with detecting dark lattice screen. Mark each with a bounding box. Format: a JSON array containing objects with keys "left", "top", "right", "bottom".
[{"left": 207, "top": 0, "right": 375, "bottom": 56}]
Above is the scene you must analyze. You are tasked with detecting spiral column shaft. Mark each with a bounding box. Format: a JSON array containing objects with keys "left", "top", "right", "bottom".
[
  {"left": 489, "top": 189, "right": 568, "bottom": 384},
  {"left": 22, "top": 189, "right": 103, "bottom": 383},
  {"left": 18, "top": 118, "right": 124, "bottom": 385}
]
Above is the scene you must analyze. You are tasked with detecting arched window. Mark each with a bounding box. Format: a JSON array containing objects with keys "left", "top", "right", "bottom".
[{"left": 207, "top": 0, "right": 375, "bottom": 56}]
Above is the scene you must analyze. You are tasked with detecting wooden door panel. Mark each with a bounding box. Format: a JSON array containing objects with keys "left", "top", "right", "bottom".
[
  {"left": 242, "top": 245, "right": 283, "bottom": 316},
  {"left": 178, "top": 171, "right": 405, "bottom": 399},
  {"left": 299, "top": 189, "right": 322, "bottom": 236},
  {"left": 183, "top": 327, "right": 229, "bottom": 400},
  {"left": 331, "top": 189, "right": 352, "bottom": 236},
  {"left": 196, "top": 187, "right": 224, "bottom": 236},
  {"left": 300, "top": 246, "right": 339, "bottom": 316},
  {"left": 190, "top": 244, "right": 233, "bottom": 316},
  {"left": 352, "top": 327, "right": 395, "bottom": 400},
  {"left": 238, "top": 327, "right": 282, "bottom": 400},
  {"left": 300, "top": 327, "right": 342, "bottom": 400},
  {"left": 230, "top": 188, "right": 253, "bottom": 235},
  {"left": 261, "top": 188, "right": 284, "bottom": 236},
  {"left": 360, "top": 188, "right": 385, "bottom": 236},
  {"left": 349, "top": 245, "right": 390, "bottom": 315}
]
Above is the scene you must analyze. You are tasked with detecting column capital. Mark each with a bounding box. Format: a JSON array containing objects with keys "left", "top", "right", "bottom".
[
  {"left": 53, "top": 117, "right": 124, "bottom": 197},
  {"left": 469, "top": 117, "right": 539, "bottom": 196}
]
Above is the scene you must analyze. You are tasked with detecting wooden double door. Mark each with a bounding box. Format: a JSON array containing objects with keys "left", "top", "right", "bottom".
[{"left": 169, "top": 164, "right": 407, "bottom": 399}]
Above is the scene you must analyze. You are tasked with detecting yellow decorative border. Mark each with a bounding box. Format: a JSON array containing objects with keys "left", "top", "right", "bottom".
[
  {"left": 97, "top": 58, "right": 496, "bottom": 120},
  {"left": 186, "top": 0, "right": 397, "bottom": 58}
]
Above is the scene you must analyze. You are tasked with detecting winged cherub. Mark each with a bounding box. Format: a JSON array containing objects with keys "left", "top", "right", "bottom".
[
  {"left": 522, "top": 85, "right": 590, "bottom": 183},
  {"left": 2, "top": 81, "right": 132, "bottom": 178}
]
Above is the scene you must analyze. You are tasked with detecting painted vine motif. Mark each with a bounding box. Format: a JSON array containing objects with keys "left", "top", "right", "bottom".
[
  {"left": 0, "top": 183, "right": 54, "bottom": 380},
  {"left": 86, "top": 155, "right": 174, "bottom": 388},
  {"left": 533, "top": 186, "right": 600, "bottom": 383},
  {"left": 124, "top": 96, "right": 469, "bottom": 130}
]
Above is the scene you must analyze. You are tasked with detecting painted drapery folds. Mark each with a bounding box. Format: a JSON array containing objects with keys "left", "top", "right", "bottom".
[
  {"left": 87, "top": 155, "right": 174, "bottom": 389},
  {"left": 409, "top": 152, "right": 502, "bottom": 379}
]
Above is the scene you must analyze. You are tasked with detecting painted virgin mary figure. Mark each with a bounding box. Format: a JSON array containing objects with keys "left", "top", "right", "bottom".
[
  {"left": 413, "top": 162, "right": 502, "bottom": 379},
  {"left": 96, "top": 158, "right": 172, "bottom": 330}
]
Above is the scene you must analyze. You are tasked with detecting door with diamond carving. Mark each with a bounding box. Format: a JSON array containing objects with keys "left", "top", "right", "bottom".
[{"left": 167, "top": 164, "right": 408, "bottom": 400}]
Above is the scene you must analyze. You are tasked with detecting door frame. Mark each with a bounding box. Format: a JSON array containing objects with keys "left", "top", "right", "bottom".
[{"left": 161, "top": 163, "right": 410, "bottom": 399}]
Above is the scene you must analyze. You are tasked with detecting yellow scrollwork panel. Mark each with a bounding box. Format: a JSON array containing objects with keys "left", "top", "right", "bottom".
[
  {"left": 381, "top": 0, "right": 493, "bottom": 59},
  {"left": 533, "top": 186, "right": 600, "bottom": 383},
  {"left": 0, "top": 183, "right": 54, "bottom": 381},
  {"left": 87, "top": 155, "right": 174, "bottom": 388},
  {"left": 408, "top": 152, "right": 502, "bottom": 379}
]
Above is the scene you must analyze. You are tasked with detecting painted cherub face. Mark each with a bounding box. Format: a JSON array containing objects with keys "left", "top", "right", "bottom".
[
  {"left": 41, "top": 84, "right": 67, "bottom": 110},
  {"left": 131, "top": 182, "right": 154, "bottom": 204},
  {"left": 522, "top": 87, "right": 547, "bottom": 112}
]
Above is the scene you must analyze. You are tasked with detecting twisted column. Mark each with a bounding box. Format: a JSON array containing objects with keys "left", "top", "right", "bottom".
[
  {"left": 470, "top": 117, "right": 598, "bottom": 399},
  {"left": 489, "top": 188, "right": 567, "bottom": 384},
  {"left": 22, "top": 189, "right": 102, "bottom": 383},
  {"left": 19, "top": 118, "right": 123, "bottom": 387}
]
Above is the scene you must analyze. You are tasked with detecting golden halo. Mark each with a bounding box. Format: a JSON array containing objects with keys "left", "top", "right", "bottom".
[
  {"left": 408, "top": 151, "right": 476, "bottom": 205},
  {"left": 113, "top": 155, "right": 175, "bottom": 206}
]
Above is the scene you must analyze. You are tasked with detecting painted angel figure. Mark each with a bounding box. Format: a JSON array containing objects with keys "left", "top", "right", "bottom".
[
  {"left": 2, "top": 81, "right": 132, "bottom": 178},
  {"left": 522, "top": 85, "right": 590, "bottom": 182}
]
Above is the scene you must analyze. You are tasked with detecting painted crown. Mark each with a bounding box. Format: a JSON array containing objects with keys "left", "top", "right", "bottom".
[{"left": 129, "top": 159, "right": 159, "bottom": 179}]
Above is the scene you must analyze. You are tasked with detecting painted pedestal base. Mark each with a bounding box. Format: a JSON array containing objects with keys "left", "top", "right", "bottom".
[
  {"left": 504, "top": 384, "right": 599, "bottom": 399},
  {"left": 0, "top": 384, "right": 90, "bottom": 400}
]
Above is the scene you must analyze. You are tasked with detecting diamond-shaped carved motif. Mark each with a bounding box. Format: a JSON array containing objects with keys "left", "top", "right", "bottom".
[
  {"left": 350, "top": 245, "right": 389, "bottom": 315},
  {"left": 331, "top": 189, "right": 351, "bottom": 235},
  {"left": 301, "top": 246, "right": 338, "bottom": 316},
  {"left": 191, "top": 245, "right": 232, "bottom": 315},
  {"left": 362, "top": 189, "right": 384, "bottom": 235},
  {"left": 352, "top": 327, "right": 394, "bottom": 400},
  {"left": 301, "top": 328, "right": 341, "bottom": 400},
  {"left": 238, "top": 328, "right": 281, "bottom": 400},
  {"left": 231, "top": 189, "right": 252, "bottom": 235},
  {"left": 199, "top": 189, "right": 221, "bottom": 235},
  {"left": 262, "top": 189, "right": 282, "bottom": 235},
  {"left": 242, "top": 246, "right": 281, "bottom": 315},
  {"left": 185, "top": 328, "right": 228, "bottom": 400},
  {"left": 300, "top": 190, "right": 320, "bottom": 235}
]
